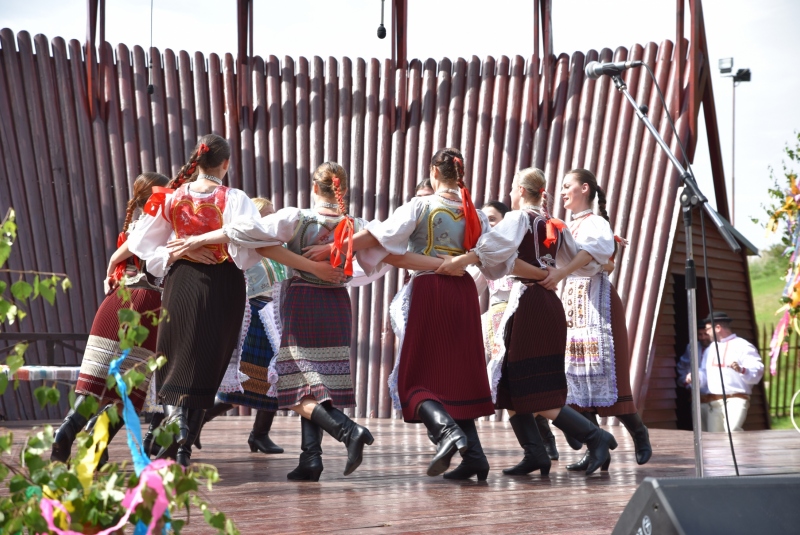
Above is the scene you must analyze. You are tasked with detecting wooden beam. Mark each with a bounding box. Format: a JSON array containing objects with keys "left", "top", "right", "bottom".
[
  {"left": 85, "top": 0, "right": 103, "bottom": 119},
  {"left": 237, "top": 0, "right": 253, "bottom": 129},
  {"left": 392, "top": 0, "right": 408, "bottom": 72}
]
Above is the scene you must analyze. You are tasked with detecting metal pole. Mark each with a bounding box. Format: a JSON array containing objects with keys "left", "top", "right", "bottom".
[{"left": 731, "top": 78, "right": 736, "bottom": 226}]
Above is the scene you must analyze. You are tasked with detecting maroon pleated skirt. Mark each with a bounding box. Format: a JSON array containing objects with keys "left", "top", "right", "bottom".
[
  {"left": 75, "top": 288, "right": 161, "bottom": 411},
  {"left": 397, "top": 274, "right": 495, "bottom": 422},
  {"left": 595, "top": 285, "right": 636, "bottom": 416},
  {"left": 497, "top": 284, "right": 568, "bottom": 413}
]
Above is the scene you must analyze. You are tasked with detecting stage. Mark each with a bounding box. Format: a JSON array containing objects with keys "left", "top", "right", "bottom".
[{"left": 3, "top": 418, "right": 798, "bottom": 534}]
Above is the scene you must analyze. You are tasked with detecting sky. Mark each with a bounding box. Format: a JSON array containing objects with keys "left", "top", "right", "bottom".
[{"left": 2, "top": 0, "right": 799, "bottom": 250}]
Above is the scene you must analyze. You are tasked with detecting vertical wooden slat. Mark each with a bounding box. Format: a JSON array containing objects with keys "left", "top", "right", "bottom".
[
  {"left": 252, "top": 55, "right": 270, "bottom": 197},
  {"left": 543, "top": 53, "right": 570, "bottom": 217},
  {"left": 178, "top": 50, "right": 197, "bottom": 165},
  {"left": 148, "top": 47, "right": 170, "bottom": 176},
  {"left": 460, "top": 56, "right": 482, "bottom": 188},
  {"left": 484, "top": 55, "right": 510, "bottom": 205},
  {"left": 583, "top": 48, "right": 614, "bottom": 173},
  {"left": 446, "top": 58, "right": 466, "bottom": 150},
  {"left": 295, "top": 57, "right": 310, "bottom": 207},
  {"left": 498, "top": 55, "right": 526, "bottom": 204},
  {"left": 417, "top": 58, "right": 437, "bottom": 182},
  {"left": 116, "top": 44, "right": 140, "bottom": 190},
  {"left": 265, "top": 55, "right": 283, "bottom": 208},
  {"left": 310, "top": 56, "right": 324, "bottom": 171},
  {"left": 472, "top": 56, "right": 496, "bottom": 204},
  {"left": 402, "top": 59, "right": 422, "bottom": 200},
  {"left": 433, "top": 57, "right": 451, "bottom": 152},
  {"left": 280, "top": 56, "right": 297, "bottom": 207},
  {"left": 516, "top": 55, "right": 538, "bottom": 171},
  {"left": 101, "top": 41, "right": 129, "bottom": 222},
  {"left": 163, "top": 49, "right": 184, "bottom": 177},
  {"left": 223, "top": 53, "right": 241, "bottom": 188},
  {"left": 132, "top": 46, "right": 155, "bottom": 172},
  {"left": 192, "top": 52, "right": 210, "bottom": 140},
  {"left": 325, "top": 57, "right": 339, "bottom": 163},
  {"left": 338, "top": 57, "right": 353, "bottom": 175},
  {"left": 554, "top": 51, "right": 586, "bottom": 188}
]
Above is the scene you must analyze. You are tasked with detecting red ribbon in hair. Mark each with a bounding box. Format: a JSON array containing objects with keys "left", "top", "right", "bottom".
[
  {"left": 538, "top": 188, "right": 566, "bottom": 247},
  {"left": 198, "top": 143, "right": 210, "bottom": 155},
  {"left": 143, "top": 186, "right": 175, "bottom": 220},
  {"left": 458, "top": 181, "right": 482, "bottom": 251},
  {"left": 329, "top": 176, "right": 355, "bottom": 276}
]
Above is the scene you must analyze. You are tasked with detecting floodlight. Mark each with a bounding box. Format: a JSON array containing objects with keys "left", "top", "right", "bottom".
[{"left": 718, "top": 57, "right": 733, "bottom": 74}]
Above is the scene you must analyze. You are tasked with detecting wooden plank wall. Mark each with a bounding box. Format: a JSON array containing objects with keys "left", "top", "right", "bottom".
[
  {"left": 644, "top": 208, "right": 768, "bottom": 429},
  {"left": 0, "top": 29, "right": 740, "bottom": 422}
]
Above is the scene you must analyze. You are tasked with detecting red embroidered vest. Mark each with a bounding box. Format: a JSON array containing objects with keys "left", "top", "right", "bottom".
[{"left": 168, "top": 185, "right": 231, "bottom": 263}]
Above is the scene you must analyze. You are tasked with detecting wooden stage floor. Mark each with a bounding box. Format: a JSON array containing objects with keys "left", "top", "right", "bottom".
[{"left": 4, "top": 417, "right": 799, "bottom": 534}]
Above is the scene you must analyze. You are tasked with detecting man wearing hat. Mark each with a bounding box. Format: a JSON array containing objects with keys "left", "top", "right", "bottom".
[
  {"left": 676, "top": 319, "right": 712, "bottom": 389},
  {"left": 687, "top": 312, "right": 764, "bottom": 432}
]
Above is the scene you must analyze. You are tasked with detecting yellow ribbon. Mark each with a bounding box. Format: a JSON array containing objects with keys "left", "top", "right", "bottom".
[{"left": 76, "top": 411, "right": 110, "bottom": 494}]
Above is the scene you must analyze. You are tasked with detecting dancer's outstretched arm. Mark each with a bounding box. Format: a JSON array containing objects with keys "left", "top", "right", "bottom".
[{"left": 256, "top": 245, "right": 347, "bottom": 284}]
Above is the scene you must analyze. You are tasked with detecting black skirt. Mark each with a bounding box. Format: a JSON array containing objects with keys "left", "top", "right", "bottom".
[{"left": 156, "top": 260, "right": 246, "bottom": 408}]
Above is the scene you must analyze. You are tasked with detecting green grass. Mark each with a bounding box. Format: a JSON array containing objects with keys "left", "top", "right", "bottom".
[{"left": 751, "top": 274, "right": 786, "bottom": 333}]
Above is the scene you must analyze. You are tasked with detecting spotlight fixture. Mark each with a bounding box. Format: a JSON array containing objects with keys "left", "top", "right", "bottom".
[
  {"left": 718, "top": 57, "right": 733, "bottom": 74},
  {"left": 377, "top": 0, "right": 386, "bottom": 39}
]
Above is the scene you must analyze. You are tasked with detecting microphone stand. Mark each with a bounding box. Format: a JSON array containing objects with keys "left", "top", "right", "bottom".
[{"left": 610, "top": 73, "right": 741, "bottom": 478}]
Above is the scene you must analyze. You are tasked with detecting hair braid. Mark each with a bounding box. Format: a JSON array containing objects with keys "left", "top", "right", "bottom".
[
  {"left": 122, "top": 198, "right": 138, "bottom": 234},
  {"left": 595, "top": 186, "right": 609, "bottom": 222}
]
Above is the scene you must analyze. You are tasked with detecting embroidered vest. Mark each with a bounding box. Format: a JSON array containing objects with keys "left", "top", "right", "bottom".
[
  {"left": 407, "top": 197, "right": 467, "bottom": 257},
  {"left": 517, "top": 211, "right": 560, "bottom": 270},
  {"left": 169, "top": 184, "right": 231, "bottom": 263}
]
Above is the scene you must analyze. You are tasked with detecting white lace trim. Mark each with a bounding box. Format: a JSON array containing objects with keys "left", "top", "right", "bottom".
[
  {"left": 217, "top": 276, "right": 251, "bottom": 394},
  {"left": 387, "top": 274, "right": 418, "bottom": 411},
  {"left": 258, "top": 283, "right": 284, "bottom": 397},
  {"left": 486, "top": 280, "right": 528, "bottom": 403},
  {"left": 142, "top": 376, "right": 163, "bottom": 413}
]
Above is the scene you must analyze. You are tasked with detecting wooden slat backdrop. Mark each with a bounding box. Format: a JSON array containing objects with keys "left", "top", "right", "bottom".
[{"left": 0, "top": 29, "right": 764, "bottom": 427}]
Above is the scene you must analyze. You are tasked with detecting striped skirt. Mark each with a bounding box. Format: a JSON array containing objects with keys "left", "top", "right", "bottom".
[
  {"left": 217, "top": 299, "right": 279, "bottom": 412},
  {"left": 496, "top": 284, "right": 568, "bottom": 413},
  {"left": 75, "top": 288, "right": 161, "bottom": 411},
  {"left": 396, "top": 274, "right": 495, "bottom": 422},
  {"left": 156, "top": 260, "right": 246, "bottom": 409},
  {"left": 275, "top": 279, "right": 355, "bottom": 409}
]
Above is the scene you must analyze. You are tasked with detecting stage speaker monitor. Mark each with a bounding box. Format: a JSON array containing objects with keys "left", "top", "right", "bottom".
[{"left": 612, "top": 476, "right": 800, "bottom": 535}]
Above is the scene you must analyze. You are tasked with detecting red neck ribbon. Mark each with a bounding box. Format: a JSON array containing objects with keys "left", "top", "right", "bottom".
[
  {"left": 460, "top": 183, "right": 482, "bottom": 250},
  {"left": 143, "top": 186, "right": 175, "bottom": 221},
  {"left": 543, "top": 218, "right": 567, "bottom": 247},
  {"left": 331, "top": 216, "right": 355, "bottom": 276}
]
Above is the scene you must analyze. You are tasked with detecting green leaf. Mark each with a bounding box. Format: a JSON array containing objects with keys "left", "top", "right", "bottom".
[
  {"left": 131, "top": 325, "right": 149, "bottom": 345},
  {"left": 8, "top": 474, "right": 28, "bottom": 493},
  {"left": 6, "top": 351, "right": 25, "bottom": 374},
  {"left": 10, "top": 280, "right": 32, "bottom": 302},
  {"left": 45, "top": 387, "right": 60, "bottom": 407},
  {"left": 33, "top": 386, "right": 48, "bottom": 409},
  {"left": 0, "top": 300, "right": 11, "bottom": 321},
  {"left": 15, "top": 308, "right": 26, "bottom": 322},
  {"left": 118, "top": 308, "right": 139, "bottom": 325},
  {"left": 55, "top": 472, "right": 82, "bottom": 491},
  {"left": 68, "top": 390, "right": 76, "bottom": 410},
  {"left": 4, "top": 304, "right": 17, "bottom": 324},
  {"left": 76, "top": 395, "right": 99, "bottom": 420},
  {"left": 0, "top": 280, "right": 6, "bottom": 296},
  {"left": 0, "top": 463, "right": 9, "bottom": 483},
  {"left": 154, "top": 428, "right": 174, "bottom": 449},
  {"left": 0, "top": 432, "right": 13, "bottom": 454},
  {"left": 32, "top": 275, "right": 39, "bottom": 299},
  {"left": 0, "top": 241, "right": 10, "bottom": 269},
  {"left": 61, "top": 277, "right": 72, "bottom": 292},
  {"left": 38, "top": 282, "right": 55, "bottom": 305},
  {"left": 106, "top": 375, "right": 117, "bottom": 390},
  {"left": 0, "top": 373, "right": 8, "bottom": 396}
]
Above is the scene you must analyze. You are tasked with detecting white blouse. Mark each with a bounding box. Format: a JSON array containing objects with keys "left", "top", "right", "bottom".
[
  {"left": 127, "top": 186, "right": 262, "bottom": 277},
  {"left": 471, "top": 209, "right": 602, "bottom": 279},
  {"left": 568, "top": 211, "right": 615, "bottom": 267},
  {"left": 362, "top": 195, "right": 508, "bottom": 279}
]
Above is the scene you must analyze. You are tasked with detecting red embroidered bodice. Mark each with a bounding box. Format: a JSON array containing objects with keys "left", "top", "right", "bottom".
[{"left": 169, "top": 185, "right": 231, "bottom": 263}]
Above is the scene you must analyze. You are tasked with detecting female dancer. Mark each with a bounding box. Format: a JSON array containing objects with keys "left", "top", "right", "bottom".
[
  {"left": 51, "top": 172, "right": 178, "bottom": 462},
  {"left": 328, "top": 148, "right": 499, "bottom": 480},
  {"left": 539, "top": 168, "right": 652, "bottom": 468},
  {"left": 470, "top": 200, "right": 559, "bottom": 461},
  {"left": 440, "top": 168, "right": 617, "bottom": 476},
  {"left": 126, "top": 134, "right": 267, "bottom": 467},
  {"left": 168, "top": 162, "right": 379, "bottom": 481},
  {"left": 194, "top": 197, "right": 288, "bottom": 454}
]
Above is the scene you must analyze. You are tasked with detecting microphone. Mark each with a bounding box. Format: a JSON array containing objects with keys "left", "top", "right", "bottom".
[{"left": 585, "top": 60, "right": 643, "bottom": 80}]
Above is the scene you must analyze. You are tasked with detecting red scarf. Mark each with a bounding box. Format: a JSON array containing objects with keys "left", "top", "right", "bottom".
[
  {"left": 143, "top": 186, "right": 175, "bottom": 220},
  {"left": 459, "top": 181, "right": 482, "bottom": 250}
]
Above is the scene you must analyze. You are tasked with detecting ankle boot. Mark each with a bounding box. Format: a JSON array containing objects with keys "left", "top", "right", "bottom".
[
  {"left": 287, "top": 417, "right": 324, "bottom": 481},
  {"left": 444, "top": 419, "right": 490, "bottom": 481},
  {"left": 417, "top": 401, "right": 468, "bottom": 477},
  {"left": 535, "top": 415, "right": 559, "bottom": 461},
  {"left": 567, "top": 450, "right": 611, "bottom": 472},
  {"left": 51, "top": 395, "right": 92, "bottom": 462},
  {"left": 617, "top": 412, "right": 652, "bottom": 465},
  {"left": 559, "top": 411, "right": 597, "bottom": 451},
  {"left": 194, "top": 401, "right": 234, "bottom": 449},
  {"left": 552, "top": 406, "right": 617, "bottom": 475},
  {"left": 503, "top": 414, "right": 551, "bottom": 476},
  {"left": 248, "top": 410, "right": 284, "bottom": 454},
  {"left": 309, "top": 403, "right": 374, "bottom": 475},
  {"left": 155, "top": 405, "right": 190, "bottom": 461},
  {"left": 175, "top": 409, "right": 206, "bottom": 468},
  {"left": 142, "top": 412, "right": 166, "bottom": 458}
]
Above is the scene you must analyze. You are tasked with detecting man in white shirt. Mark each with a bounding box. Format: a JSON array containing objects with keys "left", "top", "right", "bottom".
[{"left": 687, "top": 312, "right": 764, "bottom": 432}]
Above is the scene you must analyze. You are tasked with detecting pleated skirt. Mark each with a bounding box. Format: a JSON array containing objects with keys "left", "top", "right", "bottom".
[
  {"left": 275, "top": 279, "right": 355, "bottom": 409},
  {"left": 594, "top": 285, "right": 636, "bottom": 416},
  {"left": 75, "top": 288, "right": 160, "bottom": 411},
  {"left": 397, "top": 274, "right": 495, "bottom": 423},
  {"left": 156, "top": 260, "right": 245, "bottom": 409},
  {"left": 217, "top": 299, "right": 279, "bottom": 411},
  {"left": 496, "top": 284, "right": 568, "bottom": 413}
]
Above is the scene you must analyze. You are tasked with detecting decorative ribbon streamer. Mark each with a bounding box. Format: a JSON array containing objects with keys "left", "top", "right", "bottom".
[
  {"left": 76, "top": 411, "right": 110, "bottom": 493},
  {"left": 143, "top": 186, "right": 174, "bottom": 219},
  {"left": 109, "top": 350, "right": 150, "bottom": 476}
]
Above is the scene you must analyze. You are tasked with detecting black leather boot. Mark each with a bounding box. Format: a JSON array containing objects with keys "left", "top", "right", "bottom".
[
  {"left": 155, "top": 405, "right": 190, "bottom": 461},
  {"left": 142, "top": 412, "right": 166, "bottom": 458},
  {"left": 287, "top": 417, "right": 324, "bottom": 481},
  {"left": 193, "top": 401, "right": 234, "bottom": 450},
  {"left": 566, "top": 450, "right": 611, "bottom": 472},
  {"left": 309, "top": 403, "right": 374, "bottom": 475},
  {"left": 552, "top": 406, "right": 617, "bottom": 475},
  {"left": 535, "top": 415, "right": 559, "bottom": 461},
  {"left": 248, "top": 410, "right": 284, "bottom": 454},
  {"left": 503, "top": 413, "right": 552, "bottom": 476},
  {"left": 175, "top": 409, "right": 206, "bottom": 468},
  {"left": 617, "top": 412, "right": 652, "bottom": 465},
  {"left": 417, "top": 401, "right": 468, "bottom": 477},
  {"left": 444, "top": 419, "right": 489, "bottom": 481},
  {"left": 51, "top": 395, "right": 92, "bottom": 462},
  {"left": 559, "top": 411, "right": 597, "bottom": 451}
]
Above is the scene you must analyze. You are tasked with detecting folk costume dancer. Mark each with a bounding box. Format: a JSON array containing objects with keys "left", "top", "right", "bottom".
[
  {"left": 127, "top": 134, "right": 264, "bottom": 467},
  {"left": 194, "top": 197, "right": 289, "bottom": 454},
  {"left": 51, "top": 172, "right": 173, "bottom": 464},
  {"left": 332, "top": 148, "right": 499, "bottom": 480},
  {"left": 470, "top": 200, "right": 560, "bottom": 461},
  {"left": 441, "top": 168, "right": 617, "bottom": 476},
  {"left": 540, "top": 168, "right": 652, "bottom": 469},
  {"left": 168, "top": 162, "right": 380, "bottom": 481}
]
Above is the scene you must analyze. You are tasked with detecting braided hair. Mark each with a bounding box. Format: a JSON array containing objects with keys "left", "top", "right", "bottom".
[
  {"left": 168, "top": 134, "right": 231, "bottom": 189},
  {"left": 430, "top": 147, "right": 481, "bottom": 250},
  {"left": 313, "top": 162, "right": 349, "bottom": 214},
  {"left": 123, "top": 172, "right": 169, "bottom": 233},
  {"left": 568, "top": 168, "right": 609, "bottom": 222}
]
